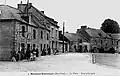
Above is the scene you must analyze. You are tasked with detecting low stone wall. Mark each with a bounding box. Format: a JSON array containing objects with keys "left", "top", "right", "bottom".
[{"left": 93, "top": 53, "right": 120, "bottom": 68}]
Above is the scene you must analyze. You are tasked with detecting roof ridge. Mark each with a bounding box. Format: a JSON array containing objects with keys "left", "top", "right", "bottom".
[
  {"left": 7, "top": 5, "right": 18, "bottom": 10},
  {"left": 5, "top": 5, "right": 17, "bottom": 19},
  {"left": 6, "top": 5, "right": 23, "bottom": 13},
  {"left": 0, "top": 4, "right": 6, "bottom": 6}
]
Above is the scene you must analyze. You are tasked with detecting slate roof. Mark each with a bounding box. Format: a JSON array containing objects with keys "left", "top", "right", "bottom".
[
  {"left": 59, "top": 32, "right": 70, "bottom": 42},
  {"left": 85, "top": 28, "right": 111, "bottom": 38},
  {"left": 44, "top": 16, "right": 59, "bottom": 28},
  {"left": 30, "top": 5, "right": 59, "bottom": 28},
  {"left": 0, "top": 5, "right": 26, "bottom": 23},
  {"left": 27, "top": 5, "right": 51, "bottom": 30},
  {"left": 64, "top": 33, "right": 80, "bottom": 41},
  {"left": 108, "top": 33, "right": 120, "bottom": 39}
]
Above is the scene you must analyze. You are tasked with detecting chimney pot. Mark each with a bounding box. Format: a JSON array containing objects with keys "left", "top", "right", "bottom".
[
  {"left": 21, "top": 1, "right": 22, "bottom": 4},
  {"left": 81, "top": 26, "right": 87, "bottom": 30}
]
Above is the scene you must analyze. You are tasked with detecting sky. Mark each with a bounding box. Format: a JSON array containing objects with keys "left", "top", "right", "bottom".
[{"left": 0, "top": 0, "right": 120, "bottom": 33}]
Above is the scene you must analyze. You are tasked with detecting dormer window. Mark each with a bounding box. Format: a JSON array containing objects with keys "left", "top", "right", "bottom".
[{"left": 21, "top": 16, "right": 29, "bottom": 23}]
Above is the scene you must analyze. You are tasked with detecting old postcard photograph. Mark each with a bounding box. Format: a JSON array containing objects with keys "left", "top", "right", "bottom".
[{"left": 0, "top": 0, "right": 120, "bottom": 76}]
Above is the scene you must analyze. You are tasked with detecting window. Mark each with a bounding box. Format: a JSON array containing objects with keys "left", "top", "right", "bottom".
[
  {"left": 41, "top": 44, "right": 42, "bottom": 51},
  {"left": 27, "top": 44, "right": 30, "bottom": 50},
  {"left": 41, "top": 31, "right": 43, "bottom": 39},
  {"left": 47, "top": 33, "right": 49, "bottom": 40},
  {"left": 44, "top": 44, "right": 46, "bottom": 48},
  {"left": 33, "top": 44, "right": 35, "bottom": 48},
  {"left": 79, "top": 39, "right": 82, "bottom": 43},
  {"left": 21, "top": 43, "right": 25, "bottom": 51},
  {"left": 95, "top": 40, "right": 97, "bottom": 44},
  {"left": 101, "top": 40, "right": 102, "bottom": 44},
  {"left": 117, "top": 41, "right": 119, "bottom": 45},
  {"left": 112, "top": 40, "right": 114, "bottom": 45},
  {"left": 56, "top": 42, "right": 57, "bottom": 48},
  {"left": 47, "top": 44, "right": 49, "bottom": 48},
  {"left": 52, "top": 28, "right": 54, "bottom": 37},
  {"left": 33, "top": 29, "right": 36, "bottom": 39},
  {"left": 106, "top": 43, "right": 107, "bottom": 46},
  {"left": 22, "top": 26, "right": 25, "bottom": 37},
  {"left": 56, "top": 30, "right": 57, "bottom": 37}
]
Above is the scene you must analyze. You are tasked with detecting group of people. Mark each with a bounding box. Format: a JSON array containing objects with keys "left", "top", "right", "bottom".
[
  {"left": 10, "top": 47, "right": 39, "bottom": 62},
  {"left": 10, "top": 46, "right": 60, "bottom": 62},
  {"left": 41, "top": 47, "right": 59, "bottom": 56}
]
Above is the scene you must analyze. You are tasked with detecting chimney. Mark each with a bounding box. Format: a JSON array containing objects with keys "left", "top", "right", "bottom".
[
  {"left": 41, "top": 11, "right": 44, "bottom": 14},
  {"left": 21, "top": 1, "right": 22, "bottom": 4},
  {"left": 76, "top": 29, "right": 80, "bottom": 33},
  {"left": 18, "top": 2, "right": 32, "bottom": 12},
  {"left": 81, "top": 26, "right": 87, "bottom": 30},
  {"left": 18, "top": 2, "right": 32, "bottom": 23}
]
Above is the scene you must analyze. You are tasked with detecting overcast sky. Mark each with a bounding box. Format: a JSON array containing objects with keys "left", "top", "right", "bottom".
[{"left": 0, "top": 0, "right": 120, "bottom": 33}]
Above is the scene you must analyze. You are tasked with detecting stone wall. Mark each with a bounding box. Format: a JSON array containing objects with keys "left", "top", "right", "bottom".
[{"left": 0, "top": 20, "right": 15, "bottom": 60}]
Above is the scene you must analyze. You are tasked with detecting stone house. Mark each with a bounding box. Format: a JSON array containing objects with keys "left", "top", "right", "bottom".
[
  {"left": 17, "top": 2, "right": 60, "bottom": 54},
  {"left": 64, "top": 32, "right": 80, "bottom": 52},
  {"left": 0, "top": 5, "right": 38, "bottom": 60},
  {"left": 77, "top": 26, "right": 114, "bottom": 53},
  {"left": 44, "top": 16, "right": 59, "bottom": 54},
  {"left": 108, "top": 34, "right": 120, "bottom": 53},
  {"left": 17, "top": 2, "right": 51, "bottom": 55},
  {"left": 0, "top": 2, "right": 59, "bottom": 60}
]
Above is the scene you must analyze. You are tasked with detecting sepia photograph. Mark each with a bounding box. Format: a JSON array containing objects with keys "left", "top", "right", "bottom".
[{"left": 0, "top": 0, "right": 120, "bottom": 76}]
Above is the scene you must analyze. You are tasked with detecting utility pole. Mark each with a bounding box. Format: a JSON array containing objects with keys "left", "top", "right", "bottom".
[
  {"left": 62, "top": 22, "right": 65, "bottom": 53},
  {"left": 27, "top": 0, "right": 29, "bottom": 16},
  {"left": 5, "top": 0, "right": 6, "bottom": 5}
]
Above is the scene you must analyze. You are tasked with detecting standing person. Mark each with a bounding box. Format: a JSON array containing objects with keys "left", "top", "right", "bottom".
[
  {"left": 10, "top": 51, "right": 17, "bottom": 62},
  {"left": 36, "top": 48, "right": 39, "bottom": 57},
  {"left": 48, "top": 47, "right": 51, "bottom": 55},
  {"left": 15, "top": 51, "right": 19, "bottom": 62},
  {"left": 42, "top": 48, "right": 46, "bottom": 56},
  {"left": 32, "top": 46, "right": 36, "bottom": 60},
  {"left": 84, "top": 47, "right": 88, "bottom": 53},
  {"left": 17, "top": 51, "right": 21, "bottom": 61},
  {"left": 20, "top": 48, "right": 25, "bottom": 60},
  {"left": 32, "top": 46, "right": 36, "bottom": 53},
  {"left": 25, "top": 47, "right": 31, "bottom": 60},
  {"left": 74, "top": 45, "right": 77, "bottom": 52}
]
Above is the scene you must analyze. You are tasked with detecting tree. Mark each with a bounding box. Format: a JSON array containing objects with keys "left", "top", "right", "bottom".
[{"left": 101, "top": 19, "right": 119, "bottom": 33}]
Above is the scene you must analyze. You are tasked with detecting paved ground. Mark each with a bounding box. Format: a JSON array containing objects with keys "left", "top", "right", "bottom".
[{"left": 0, "top": 53, "right": 120, "bottom": 76}]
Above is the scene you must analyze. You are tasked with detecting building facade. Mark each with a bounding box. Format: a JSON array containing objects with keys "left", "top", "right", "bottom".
[
  {"left": 0, "top": 5, "right": 38, "bottom": 60},
  {"left": 0, "top": 2, "right": 59, "bottom": 60},
  {"left": 77, "top": 26, "right": 116, "bottom": 53},
  {"left": 18, "top": 3, "right": 51, "bottom": 55},
  {"left": 44, "top": 16, "right": 59, "bottom": 54}
]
